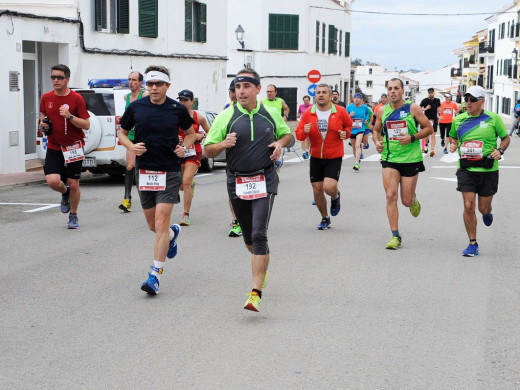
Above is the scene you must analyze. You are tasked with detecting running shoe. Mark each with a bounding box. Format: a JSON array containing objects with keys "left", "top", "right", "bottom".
[
  {"left": 317, "top": 217, "right": 331, "bottom": 230},
  {"left": 409, "top": 197, "right": 421, "bottom": 217},
  {"left": 67, "top": 214, "right": 79, "bottom": 229},
  {"left": 141, "top": 273, "right": 160, "bottom": 295},
  {"left": 312, "top": 200, "right": 316, "bottom": 205},
  {"left": 462, "top": 242, "right": 479, "bottom": 257},
  {"left": 302, "top": 151, "right": 309, "bottom": 160},
  {"left": 422, "top": 146, "right": 428, "bottom": 154},
  {"left": 330, "top": 192, "right": 341, "bottom": 216},
  {"left": 191, "top": 180, "right": 196, "bottom": 196},
  {"left": 119, "top": 198, "right": 131, "bottom": 212},
  {"left": 353, "top": 162, "right": 360, "bottom": 171},
  {"left": 430, "top": 150, "right": 435, "bottom": 157},
  {"left": 441, "top": 139, "right": 445, "bottom": 147},
  {"left": 483, "top": 213, "right": 493, "bottom": 226},
  {"left": 386, "top": 236, "right": 401, "bottom": 250},
  {"left": 243, "top": 292, "right": 261, "bottom": 312},
  {"left": 60, "top": 186, "right": 70, "bottom": 213},
  {"left": 229, "top": 222, "right": 242, "bottom": 237},
  {"left": 360, "top": 153, "right": 364, "bottom": 159},
  {"left": 262, "top": 270, "right": 269, "bottom": 289},
  {"left": 364, "top": 143, "right": 369, "bottom": 150},
  {"left": 443, "top": 148, "right": 448, "bottom": 154},
  {"left": 167, "top": 224, "right": 181, "bottom": 259},
  {"left": 180, "top": 213, "right": 191, "bottom": 226}
]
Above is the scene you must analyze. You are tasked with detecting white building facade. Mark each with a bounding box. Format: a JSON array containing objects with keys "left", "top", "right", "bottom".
[
  {"left": 226, "top": 0, "right": 353, "bottom": 119},
  {"left": 0, "top": 0, "right": 228, "bottom": 174},
  {"left": 354, "top": 65, "right": 419, "bottom": 103}
]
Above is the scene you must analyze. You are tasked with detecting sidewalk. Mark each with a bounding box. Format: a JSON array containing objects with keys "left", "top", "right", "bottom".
[{"left": 0, "top": 159, "right": 45, "bottom": 188}]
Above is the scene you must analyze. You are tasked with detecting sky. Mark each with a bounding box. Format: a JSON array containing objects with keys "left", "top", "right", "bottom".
[{"left": 351, "top": 0, "right": 514, "bottom": 72}]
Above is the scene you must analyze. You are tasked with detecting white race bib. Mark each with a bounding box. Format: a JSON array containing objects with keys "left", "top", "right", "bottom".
[
  {"left": 236, "top": 174, "right": 267, "bottom": 200},
  {"left": 353, "top": 118, "right": 363, "bottom": 129},
  {"left": 386, "top": 120, "right": 408, "bottom": 140},
  {"left": 139, "top": 169, "right": 166, "bottom": 191},
  {"left": 184, "top": 145, "right": 196, "bottom": 157},
  {"left": 61, "top": 141, "right": 84, "bottom": 164},
  {"left": 443, "top": 108, "right": 452, "bottom": 115},
  {"left": 460, "top": 141, "right": 483, "bottom": 160}
]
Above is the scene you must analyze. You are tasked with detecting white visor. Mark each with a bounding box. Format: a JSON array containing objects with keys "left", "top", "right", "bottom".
[{"left": 144, "top": 71, "right": 171, "bottom": 83}]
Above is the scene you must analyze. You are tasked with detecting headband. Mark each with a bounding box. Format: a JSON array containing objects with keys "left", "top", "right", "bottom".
[
  {"left": 144, "top": 71, "right": 171, "bottom": 83},
  {"left": 234, "top": 75, "right": 260, "bottom": 86}
]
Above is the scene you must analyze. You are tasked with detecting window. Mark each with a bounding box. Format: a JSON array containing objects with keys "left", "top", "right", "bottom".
[
  {"left": 344, "top": 31, "right": 350, "bottom": 57},
  {"left": 94, "top": 0, "right": 129, "bottom": 33},
  {"left": 269, "top": 14, "right": 299, "bottom": 50},
  {"left": 328, "top": 25, "right": 338, "bottom": 54},
  {"left": 369, "top": 68, "right": 372, "bottom": 75},
  {"left": 385, "top": 80, "right": 389, "bottom": 87},
  {"left": 366, "top": 80, "right": 373, "bottom": 88},
  {"left": 496, "top": 96, "right": 500, "bottom": 113},
  {"left": 185, "top": 1, "right": 207, "bottom": 42},
  {"left": 316, "top": 21, "right": 320, "bottom": 52},
  {"left": 322, "top": 24, "right": 326, "bottom": 53},
  {"left": 502, "top": 97, "right": 511, "bottom": 114},
  {"left": 139, "top": 0, "right": 158, "bottom": 38},
  {"left": 355, "top": 80, "right": 359, "bottom": 87}
]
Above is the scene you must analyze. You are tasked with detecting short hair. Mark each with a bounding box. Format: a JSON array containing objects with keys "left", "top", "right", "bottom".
[
  {"left": 129, "top": 71, "right": 144, "bottom": 82},
  {"left": 236, "top": 68, "right": 261, "bottom": 84},
  {"left": 388, "top": 78, "right": 404, "bottom": 89},
  {"left": 316, "top": 83, "right": 331, "bottom": 94},
  {"left": 303, "top": 95, "right": 310, "bottom": 100},
  {"left": 51, "top": 64, "right": 71, "bottom": 78},
  {"left": 144, "top": 65, "right": 170, "bottom": 78},
  {"left": 332, "top": 90, "right": 339, "bottom": 94},
  {"left": 266, "top": 84, "right": 277, "bottom": 92},
  {"left": 427, "top": 87, "right": 434, "bottom": 93}
]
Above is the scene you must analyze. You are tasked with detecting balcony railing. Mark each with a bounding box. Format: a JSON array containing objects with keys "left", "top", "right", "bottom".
[{"left": 479, "top": 41, "right": 495, "bottom": 54}]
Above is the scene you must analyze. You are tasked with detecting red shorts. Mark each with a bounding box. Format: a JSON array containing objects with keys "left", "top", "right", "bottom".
[{"left": 181, "top": 150, "right": 202, "bottom": 167}]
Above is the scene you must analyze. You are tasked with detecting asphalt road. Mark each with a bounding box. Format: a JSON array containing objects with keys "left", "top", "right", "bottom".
[{"left": 1, "top": 136, "right": 520, "bottom": 389}]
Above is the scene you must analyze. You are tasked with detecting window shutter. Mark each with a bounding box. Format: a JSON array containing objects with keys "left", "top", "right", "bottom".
[
  {"left": 197, "top": 3, "right": 206, "bottom": 43},
  {"left": 139, "top": 0, "right": 158, "bottom": 38},
  {"left": 339, "top": 29, "right": 342, "bottom": 56},
  {"left": 322, "top": 24, "right": 325, "bottom": 53},
  {"left": 268, "top": 14, "right": 277, "bottom": 49},
  {"left": 117, "top": 0, "right": 129, "bottom": 34},
  {"left": 95, "top": 0, "right": 107, "bottom": 31},
  {"left": 345, "top": 31, "right": 350, "bottom": 57},
  {"left": 185, "top": 1, "right": 193, "bottom": 41},
  {"left": 316, "top": 21, "right": 320, "bottom": 52},
  {"left": 268, "top": 14, "right": 298, "bottom": 50},
  {"left": 328, "top": 25, "right": 334, "bottom": 54}
]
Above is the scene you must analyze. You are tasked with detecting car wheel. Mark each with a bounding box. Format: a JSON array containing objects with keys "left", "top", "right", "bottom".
[
  {"left": 83, "top": 111, "right": 102, "bottom": 154},
  {"left": 201, "top": 157, "right": 214, "bottom": 172}
]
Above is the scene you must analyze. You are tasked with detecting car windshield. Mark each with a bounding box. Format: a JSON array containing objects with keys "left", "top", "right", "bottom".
[{"left": 78, "top": 92, "right": 115, "bottom": 116}]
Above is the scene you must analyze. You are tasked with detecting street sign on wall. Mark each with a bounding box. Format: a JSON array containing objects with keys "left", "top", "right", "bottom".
[
  {"left": 308, "top": 84, "right": 317, "bottom": 97},
  {"left": 307, "top": 69, "right": 321, "bottom": 84}
]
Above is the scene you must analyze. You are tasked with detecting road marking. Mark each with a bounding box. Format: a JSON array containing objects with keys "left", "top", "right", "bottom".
[
  {"left": 195, "top": 173, "right": 212, "bottom": 178},
  {"left": 432, "top": 166, "right": 457, "bottom": 168},
  {"left": 361, "top": 153, "right": 381, "bottom": 161},
  {"left": 25, "top": 205, "right": 60, "bottom": 213},
  {"left": 440, "top": 153, "right": 459, "bottom": 163},
  {"left": 431, "top": 177, "right": 457, "bottom": 182},
  {"left": 0, "top": 202, "right": 60, "bottom": 213}
]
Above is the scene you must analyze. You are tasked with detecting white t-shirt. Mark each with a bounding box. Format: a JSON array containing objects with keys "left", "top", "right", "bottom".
[{"left": 316, "top": 108, "right": 331, "bottom": 139}]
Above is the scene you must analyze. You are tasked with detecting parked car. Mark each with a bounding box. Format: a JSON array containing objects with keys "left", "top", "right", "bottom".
[
  {"left": 36, "top": 89, "right": 224, "bottom": 175},
  {"left": 196, "top": 110, "right": 226, "bottom": 172}
]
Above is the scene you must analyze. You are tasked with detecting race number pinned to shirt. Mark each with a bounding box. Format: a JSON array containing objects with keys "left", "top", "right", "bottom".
[
  {"left": 236, "top": 174, "right": 267, "bottom": 200},
  {"left": 352, "top": 118, "right": 363, "bottom": 129},
  {"left": 443, "top": 108, "right": 452, "bottom": 115},
  {"left": 139, "top": 169, "right": 166, "bottom": 191},
  {"left": 184, "top": 145, "right": 196, "bottom": 157},
  {"left": 61, "top": 141, "right": 84, "bottom": 164},
  {"left": 460, "top": 140, "right": 483, "bottom": 160},
  {"left": 386, "top": 120, "right": 408, "bottom": 140}
]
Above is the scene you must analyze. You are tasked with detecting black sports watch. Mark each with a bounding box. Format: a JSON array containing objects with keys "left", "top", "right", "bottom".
[
  {"left": 498, "top": 148, "right": 504, "bottom": 155},
  {"left": 68, "top": 114, "right": 74, "bottom": 121},
  {"left": 410, "top": 135, "right": 416, "bottom": 143}
]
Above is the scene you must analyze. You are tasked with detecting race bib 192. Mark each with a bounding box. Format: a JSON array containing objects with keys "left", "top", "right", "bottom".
[{"left": 236, "top": 174, "right": 267, "bottom": 200}]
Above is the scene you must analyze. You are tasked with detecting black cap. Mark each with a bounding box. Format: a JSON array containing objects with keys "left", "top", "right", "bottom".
[
  {"left": 229, "top": 80, "right": 235, "bottom": 91},
  {"left": 178, "top": 89, "right": 194, "bottom": 100},
  {"left": 427, "top": 88, "right": 434, "bottom": 93},
  {"left": 380, "top": 93, "right": 387, "bottom": 97}
]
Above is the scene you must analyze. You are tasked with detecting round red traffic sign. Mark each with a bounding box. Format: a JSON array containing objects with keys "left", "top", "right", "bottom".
[{"left": 307, "top": 69, "right": 321, "bottom": 84}]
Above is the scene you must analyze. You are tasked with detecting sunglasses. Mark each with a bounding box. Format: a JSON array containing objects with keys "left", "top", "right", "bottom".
[
  {"left": 50, "top": 75, "right": 66, "bottom": 80},
  {"left": 146, "top": 81, "right": 166, "bottom": 87},
  {"left": 464, "top": 96, "right": 482, "bottom": 103}
]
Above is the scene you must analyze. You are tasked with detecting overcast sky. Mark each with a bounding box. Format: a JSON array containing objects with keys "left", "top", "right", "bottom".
[{"left": 351, "top": 1, "right": 513, "bottom": 71}]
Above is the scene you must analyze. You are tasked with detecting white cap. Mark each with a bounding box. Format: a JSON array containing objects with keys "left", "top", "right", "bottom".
[{"left": 465, "top": 86, "right": 485, "bottom": 99}]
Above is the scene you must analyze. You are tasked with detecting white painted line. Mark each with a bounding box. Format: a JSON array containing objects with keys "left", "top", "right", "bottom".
[
  {"left": 431, "top": 177, "right": 457, "bottom": 182},
  {"left": 24, "top": 205, "right": 60, "bottom": 213},
  {"left": 342, "top": 154, "right": 354, "bottom": 160},
  {"left": 284, "top": 157, "right": 303, "bottom": 163},
  {"left": 361, "top": 153, "right": 381, "bottom": 161},
  {"left": 440, "top": 153, "right": 459, "bottom": 163},
  {"left": 195, "top": 173, "right": 212, "bottom": 177},
  {"left": 0, "top": 202, "right": 56, "bottom": 206},
  {"left": 432, "top": 166, "right": 457, "bottom": 168}
]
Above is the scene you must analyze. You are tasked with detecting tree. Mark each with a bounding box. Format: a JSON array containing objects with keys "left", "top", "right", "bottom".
[{"left": 351, "top": 58, "right": 363, "bottom": 66}]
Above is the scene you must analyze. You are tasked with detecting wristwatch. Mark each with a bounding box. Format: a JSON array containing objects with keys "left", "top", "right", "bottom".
[
  {"left": 68, "top": 115, "right": 74, "bottom": 121},
  {"left": 410, "top": 135, "right": 416, "bottom": 143},
  {"left": 498, "top": 148, "right": 504, "bottom": 155}
]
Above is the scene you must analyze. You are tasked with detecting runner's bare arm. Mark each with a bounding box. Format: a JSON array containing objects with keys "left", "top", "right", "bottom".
[
  {"left": 181, "top": 126, "right": 197, "bottom": 148},
  {"left": 410, "top": 103, "right": 433, "bottom": 141}
]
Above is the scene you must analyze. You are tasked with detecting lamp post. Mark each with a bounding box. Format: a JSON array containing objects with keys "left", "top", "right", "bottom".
[{"left": 235, "top": 25, "right": 245, "bottom": 50}]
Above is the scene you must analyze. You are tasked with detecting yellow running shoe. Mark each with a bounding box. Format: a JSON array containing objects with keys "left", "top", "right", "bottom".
[
  {"left": 409, "top": 197, "right": 421, "bottom": 217},
  {"left": 244, "top": 292, "right": 261, "bottom": 312},
  {"left": 262, "top": 270, "right": 269, "bottom": 289},
  {"left": 119, "top": 198, "right": 131, "bottom": 212},
  {"left": 386, "top": 236, "right": 402, "bottom": 250}
]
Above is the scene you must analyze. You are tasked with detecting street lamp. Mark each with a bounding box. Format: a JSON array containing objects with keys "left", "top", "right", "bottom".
[
  {"left": 512, "top": 48, "right": 518, "bottom": 79},
  {"left": 235, "top": 25, "right": 245, "bottom": 50}
]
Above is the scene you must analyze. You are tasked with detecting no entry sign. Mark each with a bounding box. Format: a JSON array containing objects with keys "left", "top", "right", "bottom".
[{"left": 307, "top": 69, "right": 321, "bottom": 84}]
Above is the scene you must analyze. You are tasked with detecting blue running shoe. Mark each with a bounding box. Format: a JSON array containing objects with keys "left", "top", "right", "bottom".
[
  {"left": 483, "top": 213, "right": 493, "bottom": 226},
  {"left": 317, "top": 217, "right": 331, "bottom": 230},
  {"left": 60, "top": 186, "right": 70, "bottom": 213},
  {"left": 167, "top": 224, "right": 181, "bottom": 259},
  {"left": 312, "top": 200, "right": 316, "bottom": 205},
  {"left": 141, "top": 273, "right": 159, "bottom": 295},
  {"left": 360, "top": 153, "right": 364, "bottom": 159},
  {"left": 462, "top": 242, "right": 479, "bottom": 257},
  {"left": 330, "top": 192, "right": 341, "bottom": 216},
  {"left": 363, "top": 143, "right": 369, "bottom": 150},
  {"left": 67, "top": 214, "right": 79, "bottom": 229}
]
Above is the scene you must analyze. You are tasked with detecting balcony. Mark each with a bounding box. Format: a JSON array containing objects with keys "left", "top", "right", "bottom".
[
  {"left": 479, "top": 41, "right": 495, "bottom": 57},
  {"left": 451, "top": 67, "right": 462, "bottom": 77},
  {"left": 511, "top": 23, "right": 520, "bottom": 41}
]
